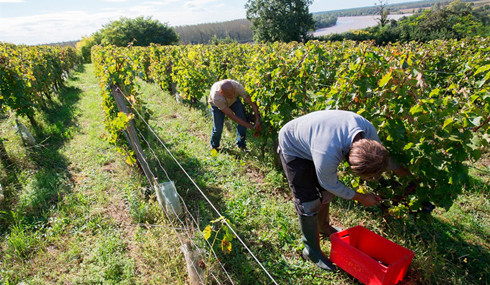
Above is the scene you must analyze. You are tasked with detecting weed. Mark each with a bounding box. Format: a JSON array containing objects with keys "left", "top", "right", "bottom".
[{"left": 5, "top": 223, "right": 38, "bottom": 260}]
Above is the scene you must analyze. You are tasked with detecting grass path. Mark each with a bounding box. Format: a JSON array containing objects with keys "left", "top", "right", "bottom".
[{"left": 0, "top": 64, "right": 186, "bottom": 284}]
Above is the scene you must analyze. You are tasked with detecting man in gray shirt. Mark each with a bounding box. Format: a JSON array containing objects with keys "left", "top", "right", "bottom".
[{"left": 278, "top": 110, "right": 410, "bottom": 271}]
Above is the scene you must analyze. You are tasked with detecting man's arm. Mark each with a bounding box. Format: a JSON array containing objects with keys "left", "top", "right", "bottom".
[
  {"left": 393, "top": 165, "right": 412, "bottom": 177},
  {"left": 243, "top": 96, "right": 261, "bottom": 134},
  {"left": 221, "top": 107, "right": 255, "bottom": 130},
  {"left": 352, "top": 192, "right": 380, "bottom": 206}
]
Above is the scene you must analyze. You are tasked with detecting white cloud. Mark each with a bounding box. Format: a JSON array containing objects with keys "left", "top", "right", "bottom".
[
  {"left": 0, "top": 10, "right": 118, "bottom": 44},
  {"left": 0, "top": 0, "right": 247, "bottom": 45}
]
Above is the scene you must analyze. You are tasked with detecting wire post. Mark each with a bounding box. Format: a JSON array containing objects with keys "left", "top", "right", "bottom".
[
  {"left": 115, "top": 86, "right": 278, "bottom": 284},
  {"left": 111, "top": 85, "right": 154, "bottom": 187}
]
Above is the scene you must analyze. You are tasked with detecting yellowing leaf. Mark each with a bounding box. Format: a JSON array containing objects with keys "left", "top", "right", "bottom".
[
  {"left": 203, "top": 225, "right": 212, "bottom": 240},
  {"left": 221, "top": 238, "right": 232, "bottom": 254},
  {"left": 378, "top": 71, "right": 392, "bottom": 87},
  {"left": 357, "top": 185, "right": 368, "bottom": 194},
  {"left": 126, "top": 155, "right": 136, "bottom": 165},
  {"left": 403, "top": 143, "right": 414, "bottom": 150},
  {"left": 442, "top": 118, "right": 454, "bottom": 130}
]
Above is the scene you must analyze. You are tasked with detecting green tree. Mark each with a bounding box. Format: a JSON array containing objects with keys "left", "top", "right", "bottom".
[
  {"left": 75, "top": 17, "right": 179, "bottom": 63},
  {"left": 313, "top": 14, "right": 338, "bottom": 29},
  {"left": 76, "top": 34, "right": 100, "bottom": 63},
  {"left": 245, "top": 0, "right": 315, "bottom": 42},
  {"left": 98, "top": 16, "right": 179, "bottom": 47},
  {"left": 376, "top": 0, "right": 390, "bottom": 27}
]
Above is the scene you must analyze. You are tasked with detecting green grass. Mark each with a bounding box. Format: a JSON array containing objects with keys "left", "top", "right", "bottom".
[
  {"left": 0, "top": 63, "right": 488, "bottom": 284},
  {"left": 0, "top": 64, "right": 185, "bottom": 284}
]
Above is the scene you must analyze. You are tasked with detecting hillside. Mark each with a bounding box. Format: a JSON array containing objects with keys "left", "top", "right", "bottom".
[{"left": 1, "top": 54, "right": 488, "bottom": 283}]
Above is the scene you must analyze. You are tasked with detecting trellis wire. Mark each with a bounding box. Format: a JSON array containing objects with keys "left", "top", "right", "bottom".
[
  {"left": 120, "top": 88, "right": 278, "bottom": 285},
  {"left": 136, "top": 127, "right": 233, "bottom": 284}
]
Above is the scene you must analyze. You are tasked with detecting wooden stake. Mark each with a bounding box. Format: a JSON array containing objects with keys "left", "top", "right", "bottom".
[{"left": 111, "top": 85, "right": 154, "bottom": 186}]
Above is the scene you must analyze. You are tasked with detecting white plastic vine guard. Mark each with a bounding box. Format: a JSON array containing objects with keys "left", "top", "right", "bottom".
[{"left": 155, "top": 181, "right": 183, "bottom": 218}]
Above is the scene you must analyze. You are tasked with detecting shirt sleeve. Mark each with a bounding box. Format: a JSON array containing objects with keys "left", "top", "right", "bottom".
[
  {"left": 313, "top": 151, "right": 356, "bottom": 200},
  {"left": 363, "top": 122, "right": 381, "bottom": 142},
  {"left": 388, "top": 157, "right": 400, "bottom": 171}
]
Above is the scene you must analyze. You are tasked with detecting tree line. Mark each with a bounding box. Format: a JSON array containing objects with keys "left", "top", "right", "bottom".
[
  {"left": 174, "top": 19, "right": 253, "bottom": 45},
  {"left": 75, "top": 0, "right": 489, "bottom": 62},
  {"left": 319, "top": 0, "right": 490, "bottom": 44}
]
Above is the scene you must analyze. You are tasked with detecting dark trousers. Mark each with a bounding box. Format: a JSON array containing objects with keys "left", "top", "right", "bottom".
[{"left": 279, "top": 151, "right": 325, "bottom": 216}]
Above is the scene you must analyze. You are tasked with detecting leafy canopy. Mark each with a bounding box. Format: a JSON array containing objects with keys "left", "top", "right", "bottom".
[
  {"left": 76, "top": 16, "right": 178, "bottom": 63},
  {"left": 245, "top": 0, "right": 315, "bottom": 43},
  {"left": 98, "top": 16, "right": 179, "bottom": 47}
]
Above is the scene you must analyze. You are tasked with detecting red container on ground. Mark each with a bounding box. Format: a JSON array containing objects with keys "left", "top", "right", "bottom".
[{"left": 330, "top": 226, "right": 414, "bottom": 285}]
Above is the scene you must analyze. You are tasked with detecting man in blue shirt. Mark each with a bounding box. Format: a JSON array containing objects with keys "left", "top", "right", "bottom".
[{"left": 278, "top": 110, "right": 410, "bottom": 271}]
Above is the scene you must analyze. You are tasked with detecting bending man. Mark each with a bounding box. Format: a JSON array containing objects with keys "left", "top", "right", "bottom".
[
  {"left": 209, "top": 79, "right": 261, "bottom": 151},
  {"left": 278, "top": 110, "right": 410, "bottom": 271}
]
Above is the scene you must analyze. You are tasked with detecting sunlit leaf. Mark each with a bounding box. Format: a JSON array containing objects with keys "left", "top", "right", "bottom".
[
  {"left": 378, "top": 71, "right": 392, "bottom": 87},
  {"left": 203, "top": 225, "right": 212, "bottom": 240},
  {"left": 409, "top": 104, "right": 424, "bottom": 115},
  {"left": 442, "top": 118, "right": 454, "bottom": 130}
]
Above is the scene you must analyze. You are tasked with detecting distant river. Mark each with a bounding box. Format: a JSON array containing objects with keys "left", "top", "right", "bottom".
[{"left": 313, "top": 14, "right": 412, "bottom": 36}]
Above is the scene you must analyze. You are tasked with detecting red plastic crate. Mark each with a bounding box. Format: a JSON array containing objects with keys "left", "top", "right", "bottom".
[{"left": 330, "top": 226, "right": 414, "bottom": 285}]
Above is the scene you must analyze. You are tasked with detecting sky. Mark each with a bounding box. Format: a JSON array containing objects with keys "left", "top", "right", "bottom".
[{"left": 0, "top": 0, "right": 421, "bottom": 45}]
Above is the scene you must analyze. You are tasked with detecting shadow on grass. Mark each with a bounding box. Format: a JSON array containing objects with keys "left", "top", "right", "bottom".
[
  {"left": 0, "top": 138, "right": 21, "bottom": 189},
  {"left": 0, "top": 70, "right": 83, "bottom": 234},
  {"left": 426, "top": 216, "right": 489, "bottom": 284},
  {"left": 136, "top": 130, "right": 281, "bottom": 284}
]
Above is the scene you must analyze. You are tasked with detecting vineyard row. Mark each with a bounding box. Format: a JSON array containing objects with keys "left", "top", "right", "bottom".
[
  {"left": 92, "top": 38, "right": 489, "bottom": 216},
  {"left": 0, "top": 43, "right": 79, "bottom": 127}
]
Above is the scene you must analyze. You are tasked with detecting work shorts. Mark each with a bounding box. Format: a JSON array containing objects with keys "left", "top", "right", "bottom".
[{"left": 279, "top": 151, "right": 334, "bottom": 216}]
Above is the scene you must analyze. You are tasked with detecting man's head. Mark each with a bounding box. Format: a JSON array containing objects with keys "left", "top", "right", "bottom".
[
  {"left": 220, "top": 80, "right": 235, "bottom": 99},
  {"left": 348, "top": 139, "right": 389, "bottom": 180}
]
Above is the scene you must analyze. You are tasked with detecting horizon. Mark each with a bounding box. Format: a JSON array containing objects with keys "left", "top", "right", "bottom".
[{"left": 0, "top": 0, "right": 423, "bottom": 45}]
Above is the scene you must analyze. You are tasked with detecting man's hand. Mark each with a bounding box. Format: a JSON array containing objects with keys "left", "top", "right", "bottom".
[{"left": 353, "top": 192, "right": 380, "bottom": 207}]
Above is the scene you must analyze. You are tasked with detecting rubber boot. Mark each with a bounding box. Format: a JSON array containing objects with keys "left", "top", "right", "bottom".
[
  {"left": 317, "top": 203, "right": 343, "bottom": 238},
  {"left": 299, "top": 214, "right": 337, "bottom": 271}
]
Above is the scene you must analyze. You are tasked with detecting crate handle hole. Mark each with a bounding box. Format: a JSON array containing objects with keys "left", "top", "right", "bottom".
[{"left": 374, "top": 258, "right": 389, "bottom": 268}]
